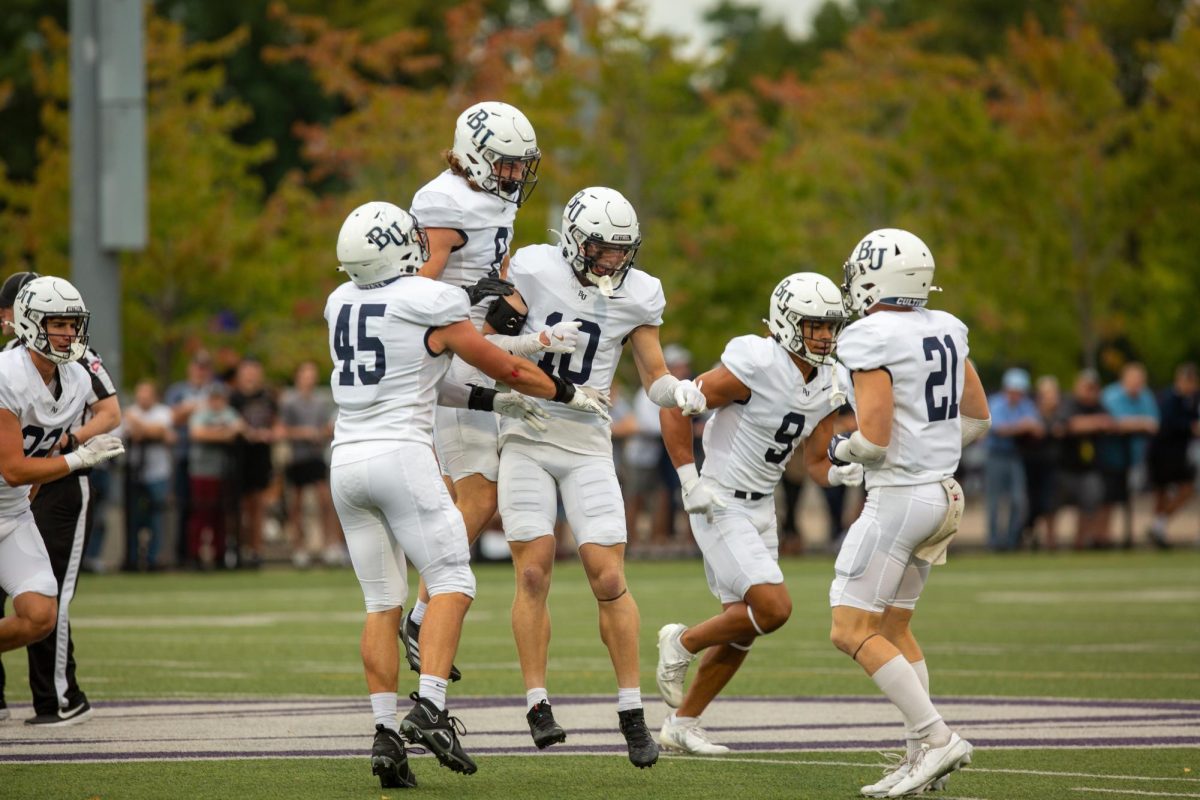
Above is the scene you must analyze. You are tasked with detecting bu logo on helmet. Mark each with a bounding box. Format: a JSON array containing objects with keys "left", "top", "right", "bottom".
[
  {"left": 365, "top": 221, "right": 411, "bottom": 251},
  {"left": 856, "top": 240, "right": 887, "bottom": 270},
  {"left": 565, "top": 196, "right": 587, "bottom": 223},
  {"left": 464, "top": 109, "right": 496, "bottom": 147}
]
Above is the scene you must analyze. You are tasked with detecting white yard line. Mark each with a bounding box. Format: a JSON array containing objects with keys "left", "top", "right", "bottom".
[
  {"left": 670, "top": 756, "right": 1200, "bottom": 784},
  {"left": 1071, "top": 788, "right": 1200, "bottom": 798}
]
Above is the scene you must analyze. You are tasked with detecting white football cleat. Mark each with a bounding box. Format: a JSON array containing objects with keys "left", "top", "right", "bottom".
[
  {"left": 659, "top": 714, "right": 730, "bottom": 755},
  {"left": 886, "top": 733, "right": 972, "bottom": 797},
  {"left": 656, "top": 623, "right": 693, "bottom": 708}
]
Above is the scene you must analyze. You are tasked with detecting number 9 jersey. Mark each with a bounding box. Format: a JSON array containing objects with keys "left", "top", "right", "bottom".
[{"left": 836, "top": 307, "right": 969, "bottom": 488}]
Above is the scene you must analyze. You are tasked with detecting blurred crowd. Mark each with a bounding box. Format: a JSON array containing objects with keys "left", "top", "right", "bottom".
[
  {"left": 90, "top": 350, "right": 1199, "bottom": 572},
  {"left": 968, "top": 361, "right": 1200, "bottom": 552}
]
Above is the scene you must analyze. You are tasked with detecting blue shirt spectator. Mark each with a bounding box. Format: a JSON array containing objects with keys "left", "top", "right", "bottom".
[
  {"left": 987, "top": 368, "right": 1041, "bottom": 456},
  {"left": 1101, "top": 362, "right": 1159, "bottom": 466}
]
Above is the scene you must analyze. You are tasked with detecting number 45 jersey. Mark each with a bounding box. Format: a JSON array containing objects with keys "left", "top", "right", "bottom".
[
  {"left": 500, "top": 243, "right": 665, "bottom": 456},
  {"left": 836, "top": 307, "right": 969, "bottom": 488},
  {"left": 325, "top": 277, "right": 470, "bottom": 450},
  {"left": 0, "top": 347, "right": 92, "bottom": 517},
  {"left": 701, "top": 335, "right": 836, "bottom": 497}
]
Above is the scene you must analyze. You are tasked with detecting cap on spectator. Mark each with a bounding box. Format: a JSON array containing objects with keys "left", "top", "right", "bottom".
[
  {"left": 1002, "top": 367, "right": 1031, "bottom": 393},
  {"left": 663, "top": 344, "right": 691, "bottom": 366}
]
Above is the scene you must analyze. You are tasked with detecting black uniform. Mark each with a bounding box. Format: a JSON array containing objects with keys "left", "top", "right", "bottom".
[{"left": 0, "top": 342, "right": 117, "bottom": 719}]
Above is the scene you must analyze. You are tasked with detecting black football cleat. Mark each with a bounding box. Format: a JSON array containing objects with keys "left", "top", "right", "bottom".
[
  {"left": 400, "top": 692, "right": 477, "bottom": 775},
  {"left": 618, "top": 707, "right": 659, "bottom": 768},
  {"left": 371, "top": 725, "right": 417, "bottom": 789},
  {"left": 526, "top": 700, "right": 567, "bottom": 749},
  {"left": 401, "top": 610, "right": 462, "bottom": 682}
]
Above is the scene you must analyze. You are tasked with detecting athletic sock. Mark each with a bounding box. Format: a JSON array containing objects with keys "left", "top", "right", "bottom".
[
  {"left": 871, "top": 655, "right": 948, "bottom": 747},
  {"left": 907, "top": 659, "right": 931, "bottom": 758},
  {"left": 617, "top": 687, "right": 642, "bottom": 712},
  {"left": 410, "top": 599, "right": 428, "bottom": 626},
  {"left": 526, "top": 688, "right": 549, "bottom": 709},
  {"left": 418, "top": 674, "right": 448, "bottom": 711},
  {"left": 370, "top": 692, "right": 398, "bottom": 733}
]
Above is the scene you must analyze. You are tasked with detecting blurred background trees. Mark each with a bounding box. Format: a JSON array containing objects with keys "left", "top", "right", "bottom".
[{"left": 0, "top": 0, "right": 1194, "bottom": 387}]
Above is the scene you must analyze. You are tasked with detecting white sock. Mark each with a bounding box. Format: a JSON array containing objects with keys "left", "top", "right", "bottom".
[
  {"left": 370, "top": 692, "right": 398, "bottom": 732},
  {"left": 617, "top": 687, "right": 642, "bottom": 712},
  {"left": 670, "top": 712, "right": 697, "bottom": 725},
  {"left": 418, "top": 674, "right": 448, "bottom": 711},
  {"left": 410, "top": 599, "right": 428, "bottom": 626},
  {"left": 906, "top": 659, "right": 930, "bottom": 758},
  {"left": 871, "top": 655, "right": 949, "bottom": 746},
  {"left": 526, "top": 688, "right": 549, "bottom": 709}
]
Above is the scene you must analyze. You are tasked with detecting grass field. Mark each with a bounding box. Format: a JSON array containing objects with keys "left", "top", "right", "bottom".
[{"left": 2, "top": 550, "right": 1198, "bottom": 799}]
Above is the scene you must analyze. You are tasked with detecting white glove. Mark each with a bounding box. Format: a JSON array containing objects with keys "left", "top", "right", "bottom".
[
  {"left": 566, "top": 385, "right": 612, "bottom": 423},
  {"left": 494, "top": 392, "right": 550, "bottom": 432},
  {"left": 673, "top": 379, "right": 707, "bottom": 417},
  {"left": 538, "top": 320, "right": 582, "bottom": 354},
  {"left": 677, "top": 463, "right": 726, "bottom": 523},
  {"left": 64, "top": 433, "right": 125, "bottom": 472},
  {"left": 827, "top": 462, "right": 864, "bottom": 488}
]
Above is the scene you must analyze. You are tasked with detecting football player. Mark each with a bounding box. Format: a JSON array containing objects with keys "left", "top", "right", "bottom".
[
  {"left": 487, "top": 187, "right": 706, "bottom": 768},
  {"left": 655, "top": 272, "right": 860, "bottom": 754},
  {"left": 324, "top": 202, "right": 606, "bottom": 789},
  {"left": 0, "top": 272, "right": 122, "bottom": 726},
  {"left": 828, "top": 229, "right": 990, "bottom": 797},
  {"left": 0, "top": 278, "right": 124, "bottom": 668},
  {"left": 402, "top": 101, "right": 554, "bottom": 681}
]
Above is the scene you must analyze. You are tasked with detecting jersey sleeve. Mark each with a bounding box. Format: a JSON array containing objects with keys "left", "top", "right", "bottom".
[
  {"left": 402, "top": 281, "right": 471, "bottom": 328},
  {"left": 410, "top": 190, "right": 465, "bottom": 231},
  {"left": 719, "top": 335, "right": 767, "bottom": 393},
  {"left": 836, "top": 318, "right": 890, "bottom": 372},
  {"left": 643, "top": 278, "right": 666, "bottom": 327}
]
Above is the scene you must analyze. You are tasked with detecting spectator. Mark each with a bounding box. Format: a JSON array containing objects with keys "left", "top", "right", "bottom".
[
  {"left": 187, "top": 384, "right": 243, "bottom": 568},
  {"left": 164, "top": 351, "right": 215, "bottom": 566},
  {"left": 984, "top": 368, "right": 1043, "bottom": 551},
  {"left": 1024, "top": 375, "right": 1067, "bottom": 550},
  {"left": 277, "top": 361, "right": 341, "bottom": 568},
  {"left": 1100, "top": 362, "right": 1160, "bottom": 548},
  {"left": 1061, "top": 369, "right": 1115, "bottom": 549},
  {"left": 1146, "top": 363, "right": 1199, "bottom": 548},
  {"left": 123, "top": 380, "right": 175, "bottom": 571},
  {"left": 229, "top": 358, "right": 277, "bottom": 568}
]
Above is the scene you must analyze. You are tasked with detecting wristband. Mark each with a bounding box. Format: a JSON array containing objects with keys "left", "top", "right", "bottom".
[
  {"left": 66, "top": 432, "right": 79, "bottom": 453},
  {"left": 551, "top": 375, "right": 575, "bottom": 403},
  {"left": 466, "top": 385, "right": 498, "bottom": 411},
  {"left": 64, "top": 452, "right": 83, "bottom": 472},
  {"left": 676, "top": 463, "right": 699, "bottom": 487}
]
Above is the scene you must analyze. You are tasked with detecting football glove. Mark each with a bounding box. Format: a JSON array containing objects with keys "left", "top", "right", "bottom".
[
  {"left": 538, "top": 320, "right": 582, "bottom": 354},
  {"left": 827, "top": 462, "right": 864, "bottom": 487},
  {"left": 64, "top": 433, "right": 125, "bottom": 472},
  {"left": 464, "top": 275, "right": 515, "bottom": 306},
  {"left": 494, "top": 391, "right": 550, "bottom": 432},
  {"left": 678, "top": 465, "right": 726, "bottom": 523},
  {"left": 673, "top": 379, "right": 707, "bottom": 417},
  {"left": 566, "top": 385, "right": 612, "bottom": 423}
]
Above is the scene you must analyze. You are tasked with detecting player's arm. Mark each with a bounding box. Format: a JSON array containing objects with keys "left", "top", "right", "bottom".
[
  {"left": 429, "top": 321, "right": 609, "bottom": 420},
  {"left": 0, "top": 409, "right": 123, "bottom": 486},
  {"left": 959, "top": 359, "right": 992, "bottom": 445},
  {"left": 828, "top": 369, "right": 893, "bottom": 466},
  {"left": 70, "top": 395, "right": 121, "bottom": 446},
  {"left": 416, "top": 228, "right": 467, "bottom": 281},
  {"left": 660, "top": 363, "right": 749, "bottom": 469},
  {"left": 481, "top": 292, "right": 580, "bottom": 357},
  {"left": 803, "top": 411, "right": 864, "bottom": 488},
  {"left": 629, "top": 325, "right": 706, "bottom": 415}
]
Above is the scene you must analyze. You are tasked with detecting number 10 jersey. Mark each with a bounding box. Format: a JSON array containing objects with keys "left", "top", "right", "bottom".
[{"left": 836, "top": 307, "right": 970, "bottom": 488}]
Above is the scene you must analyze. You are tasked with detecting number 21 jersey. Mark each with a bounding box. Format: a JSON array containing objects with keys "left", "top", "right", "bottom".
[{"left": 836, "top": 307, "right": 969, "bottom": 487}]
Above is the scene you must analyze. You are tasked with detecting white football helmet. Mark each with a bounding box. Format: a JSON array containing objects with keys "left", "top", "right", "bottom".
[
  {"left": 450, "top": 101, "right": 540, "bottom": 206},
  {"left": 12, "top": 276, "right": 91, "bottom": 364},
  {"left": 559, "top": 186, "right": 641, "bottom": 297},
  {"left": 841, "top": 228, "right": 938, "bottom": 315},
  {"left": 336, "top": 202, "right": 430, "bottom": 287},
  {"left": 765, "top": 272, "right": 848, "bottom": 366}
]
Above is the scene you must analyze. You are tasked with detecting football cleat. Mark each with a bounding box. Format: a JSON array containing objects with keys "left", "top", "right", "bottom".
[
  {"left": 617, "top": 708, "right": 659, "bottom": 769},
  {"left": 886, "top": 734, "right": 972, "bottom": 797},
  {"left": 526, "top": 700, "right": 567, "bottom": 749},
  {"left": 656, "top": 623, "right": 693, "bottom": 708},
  {"left": 400, "top": 692, "right": 477, "bottom": 775},
  {"left": 401, "top": 609, "right": 462, "bottom": 682},
  {"left": 659, "top": 714, "right": 730, "bottom": 755},
  {"left": 371, "top": 725, "right": 417, "bottom": 789}
]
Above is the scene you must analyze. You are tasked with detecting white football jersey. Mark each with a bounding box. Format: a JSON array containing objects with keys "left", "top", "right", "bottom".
[
  {"left": 410, "top": 170, "right": 517, "bottom": 328},
  {"left": 702, "top": 335, "right": 837, "bottom": 496},
  {"left": 836, "top": 307, "right": 969, "bottom": 487},
  {"left": 0, "top": 347, "right": 93, "bottom": 517},
  {"left": 325, "top": 276, "right": 470, "bottom": 450},
  {"left": 499, "top": 243, "right": 666, "bottom": 456}
]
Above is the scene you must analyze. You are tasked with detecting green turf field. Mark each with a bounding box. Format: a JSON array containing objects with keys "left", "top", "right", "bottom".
[{"left": 2, "top": 550, "right": 1198, "bottom": 799}]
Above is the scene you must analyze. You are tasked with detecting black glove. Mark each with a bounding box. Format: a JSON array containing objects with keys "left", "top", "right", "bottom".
[
  {"left": 827, "top": 432, "right": 852, "bottom": 467},
  {"left": 465, "top": 276, "right": 515, "bottom": 306}
]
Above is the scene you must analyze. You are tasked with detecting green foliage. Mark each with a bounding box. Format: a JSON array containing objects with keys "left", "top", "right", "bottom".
[{"left": 0, "top": 1, "right": 1197, "bottom": 388}]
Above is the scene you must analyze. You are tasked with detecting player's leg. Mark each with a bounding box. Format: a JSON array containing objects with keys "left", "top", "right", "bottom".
[
  {"left": 829, "top": 485, "right": 970, "bottom": 796},
  {"left": 0, "top": 515, "right": 58, "bottom": 654},
  {"left": 328, "top": 452, "right": 416, "bottom": 788},
  {"left": 562, "top": 454, "right": 658, "bottom": 768}
]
